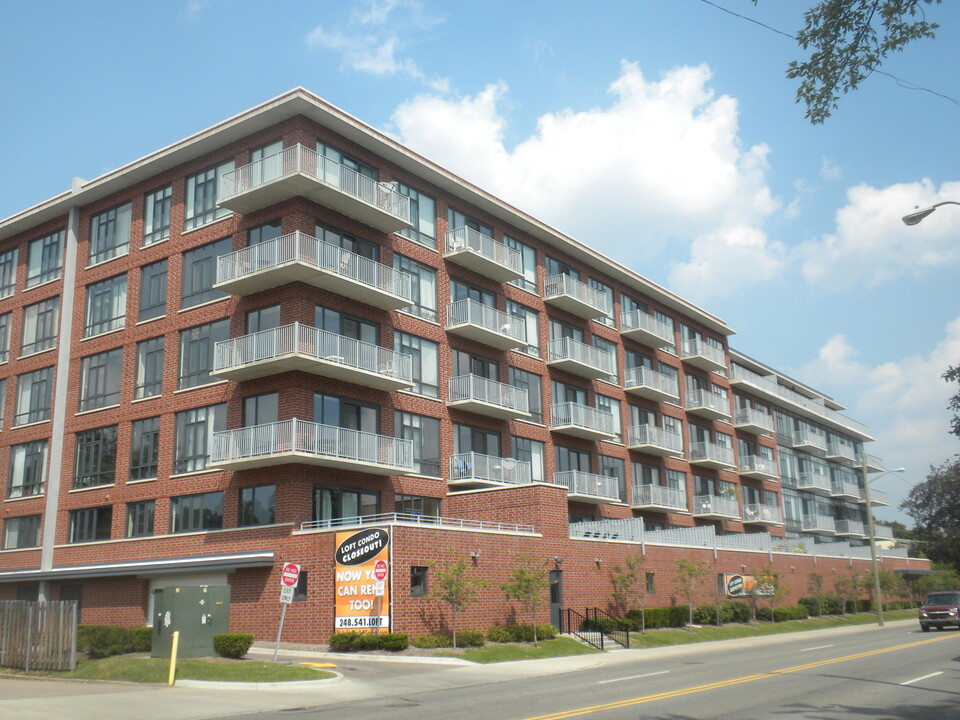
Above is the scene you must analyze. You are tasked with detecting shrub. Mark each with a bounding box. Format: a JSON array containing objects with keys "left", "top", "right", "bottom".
[
  {"left": 379, "top": 633, "right": 409, "bottom": 651},
  {"left": 456, "top": 629, "right": 485, "bottom": 647},
  {"left": 353, "top": 633, "right": 380, "bottom": 651},
  {"left": 756, "top": 607, "right": 773, "bottom": 622},
  {"left": 638, "top": 606, "right": 688, "bottom": 629},
  {"left": 213, "top": 633, "right": 254, "bottom": 659},
  {"left": 129, "top": 627, "right": 153, "bottom": 652},
  {"left": 328, "top": 631, "right": 361, "bottom": 652},
  {"left": 692, "top": 602, "right": 750, "bottom": 625},
  {"left": 773, "top": 606, "right": 809, "bottom": 622},
  {"left": 77, "top": 625, "right": 132, "bottom": 659},
  {"left": 536, "top": 623, "right": 558, "bottom": 640},
  {"left": 412, "top": 633, "right": 453, "bottom": 648},
  {"left": 486, "top": 625, "right": 514, "bottom": 643}
]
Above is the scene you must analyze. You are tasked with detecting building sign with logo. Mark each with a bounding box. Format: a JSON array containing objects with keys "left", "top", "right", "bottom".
[
  {"left": 724, "top": 573, "right": 774, "bottom": 597},
  {"left": 334, "top": 527, "right": 390, "bottom": 632}
]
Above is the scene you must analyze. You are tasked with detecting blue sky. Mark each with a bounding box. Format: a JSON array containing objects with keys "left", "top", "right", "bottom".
[{"left": 2, "top": 0, "right": 958, "bottom": 524}]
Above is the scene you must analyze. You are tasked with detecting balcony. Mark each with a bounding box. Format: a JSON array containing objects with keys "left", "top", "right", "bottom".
[
  {"left": 550, "top": 402, "right": 616, "bottom": 441},
  {"left": 553, "top": 470, "right": 621, "bottom": 504},
  {"left": 801, "top": 514, "right": 836, "bottom": 535},
  {"left": 217, "top": 144, "right": 412, "bottom": 233},
  {"left": 623, "top": 366, "right": 680, "bottom": 403},
  {"left": 210, "top": 419, "right": 413, "bottom": 475},
  {"left": 796, "top": 472, "right": 832, "bottom": 495},
  {"left": 826, "top": 442, "right": 857, "bottom": 464},
  {"left": 626, "top": 424, "right": 684, "bottom": 457},
  {"left": 860, "top": 488, "right": 890, "bottom": 507},
  {"left": 733, "top": 407, "right": 774, "bottom": 436},
  {"left": 829, "top": 478, "right": 860, "bottom": 500},
  {"left": 680, "top": 339, "right": 727, "bottom": 374},
  {"left": 448, "top": 452, "right": 533, "bottom": 490},
  {"left": 874, "top": 523, "right": 894, "bottom": 541},
  {"left": 692, "top": 495, "right": 740, "bottom": 520},
  {"left": 212, "top": 322, "right": 413, "bottom": 391},
  {"left": 631, "top": 484, "right": 688, "bottom": 513},
  {"left": 215, "top": 231, "right": 413, "bottom": 309},
  {"left": 445, "top": 299, "right": 527, "bottom": 350},
  {"left": 447, "top": 374, "right": 529, "bottom": 420},
  {"left": 834, "top": 519, "right": 865, "bottom": 537},
  {"left": 620, "top": 310, "right": 674, "bottom": 348},
  {"left": 742, "top": 503, "right": 783, "bottom": 526},
  {"left": 543, "top": 274, "right": 608, "bottom": 320},
  {"left": 738, "top": 455, "right": 779, "bottom": 481},
  {"left": 443, "top": 227, "right": 523, "bottom": 282},
  {"left": 684, "top": 389, "right": 731, "bottom": 421},
  {"left": 856, "top": 453, "right": 885, "bottom": 473},
  {"left": 792, "top": 429, "right": 827, "bottom": 455},
  {"left": 546, "top": 337, "right": 615, "bottom": 380},
  {"left": 688, "top": 442, "right": 735, "bottom": 470}
]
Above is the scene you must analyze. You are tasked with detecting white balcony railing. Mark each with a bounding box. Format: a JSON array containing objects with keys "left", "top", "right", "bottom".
[
  {"left": 684, "top": 389, "right": 731, "bottom": 418},
  {"left": 797, "top": 472, "right": 832, "bottom": 494},
  {"left": 449, "top": 452, "right": 532, "bottom": 486},
  {"left": 445, "top": 298, "right": 527, "bottom": 346},
  {"left": 793, "top": 428, "right": 827, "bottom": 453},
  {"left": 543, "top": 274, "right": 608, "bottom": 317},
  {"left": 738, "top": 455, "right": 779, "bottom": 478},
  {"left": 826, "top": 442, "right": 858, "bottom": 463},
  {"left": 623, "top": 366, "right": 679, "bottom": 400},
  {"left": 553, "top": 470, "right": 620, "bottom": 501},
  {"left": 835, "top": 519, "right": 865, "bottom": 536},
  {"left": 448, "top": 374, "right": 529, "bottom": 415},
  {"left": 860, "top": 488, "right": 890, "bottom": 506},
  {"left": 802, "top": 514, "right": 836, "bottom": 534},
  {"left": 444, "top": 227, "right": 522, "bottom": 278},
  {"left": 733, "top": 407, "right": 774, "bottom": 434},
  {"left": 620, "top": 309, "right": 674, "bottom": 346},
  {"left": 631, "top": 484, "right": 687, "bottom": 511},
  {"left": 681, "top": 339, "right": 726, "bottom": 371},
  {"left": 742, "top": 503, "right": 783, "bottom": 525},
  {"left": 830, "top": 478, "right": 860, "bottom": 498},
  {"left": 627, "top": 424, "right": 684, "bottom": 454},
  {"left": 693, "top": 494, "right": 740, "bottom": 518},
  {"left": 689, "top": 442, "right": 735, "bottom": 467},
  {"left": 211, "top": 419, "right": 413, "bottom": 471},
  {"left": 550, "top": 402, "right": 615, "bottom": 436},
  {"left": 547, "top": 337, "right": 615, "bottom": 376}
]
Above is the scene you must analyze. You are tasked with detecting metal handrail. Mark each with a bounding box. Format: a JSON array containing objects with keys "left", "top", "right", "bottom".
[
  {"left": 693, "top": 494, "right": 740, "bottom": 517},
  {"left": 685, "top": 388, "right": 730, "bottom": 416},
  {"left": 561, "top": 608, "right": 604, "bottom": 650},
  {"left": 681, "top": 338, "right": 725, "bottom": 367},
  {"left": 300, "top": 512, "right": 534, "bottom": 534},
  {"left": 448, "top": 452, "right": 533, "bottom": 485},
  {"left": 742, "top": 503, "right": 783, "bottom": 524},
  {"left": 738, "top": 455, "right": 778, "bottom": 476},
  {"left": 585, "top": 608, "right": 630, "bottom": 649},
  {"left": 445, "top": 298, "right": 527, "bottom": 343},
  {"left": 631, "top": 483, "right": 687, "bottom": 511},
  {"left": 620, "top": 309, "right": 673, "bottom": 344},
  {"left": 689, "top": 442, "right": 734, "bottom": 466},
  {"left": 543, "top": 273, "right": 606, "bottom": 312},
  {"left": 547, "top": 337, "right": 615, "bottom": 374},
  {"left": 624, "top": 366, "right": 679, "bottom": 397},
  {"left": 734, "top": 407, "right": 774, "bottom": 432},
  {"left": 627, "top": 424, "right": 683, "bottom": 453},
  {"left": 550, "top": 402, "right": 614, "bottom": 434},
  {"left": 448, "top": 374, "right": 529, "bottom": 414},
  {"left": 445, "top": 226, "right": 522, "bottom": 274},
  {"left": 552, "top": 470, "right": 620, "bottom": 500}
]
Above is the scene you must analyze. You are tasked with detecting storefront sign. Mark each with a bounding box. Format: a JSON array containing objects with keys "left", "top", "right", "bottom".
[
  {"left": 724, "top": 573, "right": 774, "bottom": 597},
  {"left": 334, "top": 528, "right": 390, "bottom": 632}
]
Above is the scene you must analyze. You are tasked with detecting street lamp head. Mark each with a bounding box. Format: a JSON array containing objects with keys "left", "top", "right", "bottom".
[{"left": 902, "top": 206, "right": 936, "bottom": 226}]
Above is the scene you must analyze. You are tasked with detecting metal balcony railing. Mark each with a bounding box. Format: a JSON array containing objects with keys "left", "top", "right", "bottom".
[
  {"left": 445, "top": 227, "right": 522, "bottom": 275},
  {"left": 830, "top": 478, "right": 860, "bottom": 498},
  {"left": 626, "top": 424, "right": 684, "bottom": 454},
  {"left": 681, "top": 339, "right": 726, "bottom": 369},
  {"left": 547, "top": 337, "right": 615, "bottom": 376},
  {"left": 826, "top": 442, "right": 857, "bottom": 463},
  {"left": 693, "top": 494, "right": 740, "bottom": 518},
  {"left": 802, "top": 514, "right": 836, "bottom": 534},
  {"left": 738, "top": 455, "right": 779, "bottom": 478},
  {"left": 684, "top": 389, "right": 731, "bottom": 417},
  {"left": 553, "top": 470, "right": 620, "bottom": 501},
  {"left": 793, "top": 428, "right": 827, "bottom": 452},
  {"left": 835, "top": 519, "right": 865, "bottom": 536},
  {"left": 448, "top": 374, "right": 529, "bottom": 415},
  {"left": 449, "top": 452, "right": 533, "bottom": 486},
  {"left": 550, "top": 402, "right": 615, "bottom": 435},
  {"left": 631, "top": 484, "right": 687, "bottom": 511},
  {"left": 797, "top": 472, "right": 832, "bottom": 494},
  {"left": 733, "top": 407, "right": 774, "bottom": 434},
  {"left": 742, "top": 503, "right": 783, "bottom": 524},
  {"left": 623, "top": 366, "right": 679, "bottom": 399},
  {"left": 543, "top": 274, "right": 607, "bottom": 316},
  {"left": 689, "top": 442, "right": 735, "bottom": 467},
  {"left": 445, "top": 298, "right": 527, "bottom": 344},
  {"left": 620, "top": 309, "right": 674, "bottom": 345}
]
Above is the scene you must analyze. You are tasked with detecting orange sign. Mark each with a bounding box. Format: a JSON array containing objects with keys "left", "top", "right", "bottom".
[{"left": 334, "top": 528, "right": 390, "bottom": 633}]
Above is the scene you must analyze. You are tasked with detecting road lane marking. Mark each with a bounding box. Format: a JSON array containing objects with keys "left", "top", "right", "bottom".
[
  {"left": 901, "top": 671, "right": 943, "bottom": 686},
  {"left": 801, "top": 644, "right": 834, "bottom": 652},
  {"left": 518, "top": 634, "right": 959, "bottom": 720},
  {"left": 597, "top": 671, "right": 669, "bottom": 685}
]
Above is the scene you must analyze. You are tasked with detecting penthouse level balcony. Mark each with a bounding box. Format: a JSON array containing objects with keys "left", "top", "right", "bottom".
[
  {"left": 443, "top": 227, "right": 523, "bottom": 282},
  {"left": 834, "top": 519, "right": 865, "bottom": 538},
  {"left": 688, "top": 442, "right": 735, "bottom": 470},
  {"left": 447, "top": 374, "right": 530, "bottom": 420},
  {"left": 210, "top": 419, "right": 413, "bottom": 475},
  {"left": 801, "top": 514, "right": 836, "bottom": 536},
  {"left": 856, "top": 453, "right": 885, "bottom": 473},
  {"left": 680, "top": 339, "right": 727, "bottom": 374},
  {"left": 738, "top": 455, "right": 779, "bottom": 481},
  {"left": 626, "top": 424, "right": 684, "bottom": 458},
  {"left": 546, "top": 337, "right": 615, "bottom": 380},
  {"left": 692, "top": 494, "right": 740, "bottom": 520},
  {"left": 552, "top": 470, "right": 621, "bottom": 504},
  {"left": 212, "top": 322, "right": 413, "bottom": 391},
  {"left": 830, "top": 478, "right": 860, "bottom": 500},
  {"left": 623, "top": 366, "right": 679, "bottom": 403},
  {"left": 448, "top": 452, "right": 533, "bottom": 490},
  {"left": 859, "top": 488, "right": 890, "bottom": 507},
  {"left": 550, "top": 402, "right": 616, "bottom": 441},
  {"left": 217, "top": 144, "right": 412, "bottom": 233},
  {"left": 796, "top": 472, "right": 832, "bottom": 496},
  {"left": 445, "top": 299, "right": 527, "bottom": 350},
  {"left": 684, "top": 389, "right": 731, "bottom": 421},
  {"left": 620, "top": 309, "right": 675, "bottom": 348},
  {"left": 631, "top": 484, "right": 688, "bottom": 513},
  {"left": 826, "top": 442, "right": 857, "bottom": 464},
  {"left": 742, "top": 503, "right": 783, "bottom": 527},
  {"left": 543, "top": 274, "right": 608, "bottom": 320},
  {"left": 215, "top": 231, "right": 413, "bottom": 310},
  {"left": 792, "top": 428, "right": 827, "bottom": 455},
  {"left": 733, "top": 407, "right": 774, "bottom": 436},
  {"left": 874, "top": 523, "right": 894, "bottom": 541}
]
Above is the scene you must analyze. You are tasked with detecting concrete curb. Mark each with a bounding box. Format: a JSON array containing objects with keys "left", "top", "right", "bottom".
[{"left": 247, "top": 646, "right": 474, "bottom": 666}]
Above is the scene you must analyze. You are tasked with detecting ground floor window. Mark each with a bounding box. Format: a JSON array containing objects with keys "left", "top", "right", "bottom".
[{"left": 411, "top": 566, "right": 428, "bottom": 597}]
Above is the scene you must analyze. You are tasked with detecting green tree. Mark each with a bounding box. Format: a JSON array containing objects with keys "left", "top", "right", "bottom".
[
  {"left": 754, "top": 0, "right": 942, "bottom": 123},
  {"left": 430, "top": 554, "right": 489, "bottom": 649},
  {"left": 741, "top": 571, "right": 771, "bottom": 623},
  {"left": 945, "top": 364, "right": 960, "bottom": 439},
  {"left": 500, "top": 555, "right": 551, "bottom": 646},
  {"left": 901, "top": 458, "right": 960, "bottom": 573},
  {"left": 611, "top": 554, "right": 647, "bottom": 633},
  {"left": 673, "top": 559, "right": 710, "bottom": 626},
  {"left": 807, "top": 573, "right": 825, "bottom": 617}
]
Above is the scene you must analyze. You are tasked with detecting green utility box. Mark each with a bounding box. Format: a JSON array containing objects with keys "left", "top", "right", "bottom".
[{"left": 151, "top": 585, "right": 231, "bottom": 658}]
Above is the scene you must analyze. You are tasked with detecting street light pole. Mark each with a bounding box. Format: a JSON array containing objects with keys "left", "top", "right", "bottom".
[
  {"left": 901, "top": 200, "right": 960, "bottom": 226},
  {"left": 860, "top": 460, "right": 905, "bottom": 627}
]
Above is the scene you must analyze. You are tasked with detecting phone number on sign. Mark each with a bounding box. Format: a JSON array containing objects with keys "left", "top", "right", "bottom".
[{"left": 335, "top": 616, "right": 387, "bottom": 628}]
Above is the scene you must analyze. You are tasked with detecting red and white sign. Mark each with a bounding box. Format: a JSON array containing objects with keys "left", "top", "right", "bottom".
[
  {"left": 374, "top": 559, "right": 387, "bottom": 581},
  {"left": 280, "top": 562, "right": 301, "bottom": 587}
]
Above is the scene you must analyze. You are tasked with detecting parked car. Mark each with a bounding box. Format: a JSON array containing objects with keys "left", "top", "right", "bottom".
[{"left": 919, "top": 591, "right": 960, "bottom": 632}]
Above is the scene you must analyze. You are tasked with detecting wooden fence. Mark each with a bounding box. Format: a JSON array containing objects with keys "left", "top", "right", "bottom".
[{"left": 0, "top": 600, "right": 77, "bottom": 671}]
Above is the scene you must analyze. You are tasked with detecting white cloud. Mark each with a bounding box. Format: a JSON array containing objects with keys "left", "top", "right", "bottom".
[
  {"left": 390, "top": 61, "right": 783, "bottom": 302},
  {"left": 820, "top": 156, "right": 841, "bottom": 181},
  {"left": 796, "top": 179, "right": 960, "bottom": 287}
]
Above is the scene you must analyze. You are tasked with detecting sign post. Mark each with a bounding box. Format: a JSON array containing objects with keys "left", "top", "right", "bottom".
[{"left": 273, "top": 563, "right": 301, "bottom": 661}]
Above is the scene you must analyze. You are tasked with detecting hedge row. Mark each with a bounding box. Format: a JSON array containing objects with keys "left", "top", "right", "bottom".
[
  {"left": 77, "top": 625, "right": 152, "bottom": 658},
  {"left": 405, "top": 624, "right": 558, "bottom": 649},
  {"left": 329, "top": 631, "right": 409, "bottom": 652}
]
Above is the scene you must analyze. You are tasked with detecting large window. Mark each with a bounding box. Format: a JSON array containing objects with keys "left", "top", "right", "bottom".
[
  {"left": 315, "top": 306, "right": 377, "bottom": 344},
  {"left": 73, "top": 425, "right": 118, "bottom": 489},
  {"left": 599, "top": 454, "right": 626, "bottom": 502},
  {"left": 505, "top": 236, "right": 537, "bottom": 293},
  {"left": 89, "top": 203, "right": 132, "bottom": 265},
  {"left": 315, "top": 222, "right": 379, "bottom": 261},
  {"left": 0, "top": 312, "right": 9, "bottom": 362},
  {"left": 454, "top": 424, "right": 500, "bottom": 455},
  {"left": 450, "top": 278, "right": 494, "bottom": 306},
  {"left": 181, "top": 237, "right": 232, "bottom": 309},
  {"left": 395, "top": 411, "right": 440, "bottom": 476},
  {"left": 84, "top": 274, "right": 127, "bottom": 337},
  {"left": 130, "top": 416, "right": 161, "bottom": 481},
  {"left": 396, "top": 494, "right": 440, "bottom": 517},
  {"left": 3, "top": 515, "right": 40, "bottom": 549},
  {"left": 249, "top": 220, "right": 282, "bottom": 246},
  {"left": 592, "top": 336, "right": 618, "bottom": 383},
  {"left": 243, "top": 392, "right": 278, "bottom": 427},
  {"left": 509, "top": 367, "right": 542, "bottom": 424},
  {"left": 135, "top": 337, "right": 165, "bottom": 399},
  {"left": 143, "top": 185, "right": 172, "bottom": 246},
  {"left": 512, "top": 436, "right": 545, "bottom": 482},
  {"left": 396, "top": 183, "right": 436, "bottom": 248},
  {"left": 239, "top": 485, "right": 276, "bottom": 526},
  {"left": 21, "top": 298, "right": 59, "bottom": 356},
  {"left": 0, "top": 247, "right": 17, "bottom": 297},
  {"left": 69, "top": 506, "right": 113, "bottom": 543},
  {"left": 589, "top": 278, "right": 615, "bottom": 326},
  {"left": 15, "top": 367, "right": 53, "bottom": 425},
  {"left": 27, "top": 231, "right": 64, "bottom": 288},
  {"left": 507, "top": 301, "right": 540, "bottom": 357},
  {"left": 395, "top": 254, "right": 437, "bottom": 322},
  {"left": 126, "top": 500, "right": 155, "bottom": 538},
  {"left": 314, "top": 394, "right": 379, "bottom": 433},
  {"left": 139, "top": 259, "right": 168, "bottom": 322},
  {"left": 173, "top": 403, "right": 226, "bottom": 474},
  {"left": 448, "top": 208, "right": 492, "bottom": 238},
  {"left": 79, "top": 348, "right": 123, "bottom": 412},
  {"left": 556, "top": 445, "right": 590, "bottom": 472},
  {"left": 8, "top": 440, "right": 47, "bottom": 499},
  {"left": 394, "top": 331, "right": 439, "bottom": 398},
  {"left": 312, "top": 484, "right": 378, "bottom": 522},
  {"left": 546, "top": 256, "right": 579, "bottom": 279},
  {"left": 170, "top": 491, "right": 224, "bottom": 533},
  {"left": 184, "top": 161, "right": 234, "bottom": 230},
  {"left": 178, "top": 319, "right": 230, "bottom": 389}
]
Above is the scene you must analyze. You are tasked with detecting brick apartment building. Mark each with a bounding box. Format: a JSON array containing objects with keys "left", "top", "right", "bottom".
[{"left": 0, "top": 88, "right": 925, "bottom": 641}]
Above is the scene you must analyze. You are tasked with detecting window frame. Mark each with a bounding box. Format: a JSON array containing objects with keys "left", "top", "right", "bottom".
[
  {"left": 180, "top": 237, "right": 232, "bottom": 309},
  {"left": 130, "top": 416, "right": 161, "bottom": 481},
  {"left": 143, "top": 185, "right": 172, "bottom": 246},
  {"left": 173, "top": 403, "right": 226, "bottom": 475},
  {"left": 139, "top": 259, "right": 168, "bottom": 322},
  {"left": 26, "top": 231, "right": 64, "bottom": 288},
  {"left": 21, "top": 297, "right": 59, "bottom": 356},
  {"left": 170, "top": 491, "right": 224, "bottom": 533},
  {"left": 184, "top": 161, "right": 234, "bottom": 230},
  {"left": 78, "top": 348, "right": 123, "bottom": 412},
  {"left": 89, "top": 202, "right": 132, "bottom": 265},
  {"left": 73, "top": 425, "right": 119, "bottom": 489}
]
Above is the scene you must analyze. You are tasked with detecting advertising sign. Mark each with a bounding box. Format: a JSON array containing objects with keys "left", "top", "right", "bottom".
[
  {"left": 724, "top": 573, "right": 774, "bottom": 597},
  {"left": 334, "top": 527, "right": 390, "bottom": 633}
]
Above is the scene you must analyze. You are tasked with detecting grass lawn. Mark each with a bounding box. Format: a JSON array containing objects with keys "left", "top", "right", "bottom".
[{"left": 444, "top": 637, "right": 602, "bottom": 663}]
